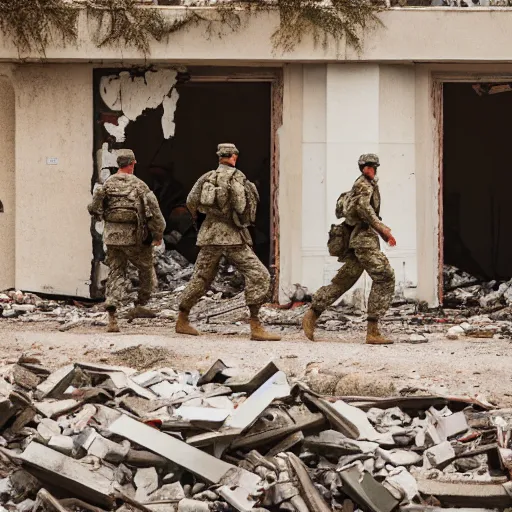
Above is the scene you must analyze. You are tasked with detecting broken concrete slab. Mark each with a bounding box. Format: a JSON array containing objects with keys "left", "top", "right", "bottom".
[
  {"left": 338, "top": 463, "right": 399, "bottom": 512},
  {"left": 417, "top": 479, "right": 512, "bottom": 508},
  {"left": 48, "top": 435, "right": 75, "bottom": 456},
  {"left": 150, "top": 381, "right": 194, "bottom": 399},
  {"left": 36, "top": 365, "right": 76, "bottom": 399},
  {"left": 266, "top": 431, "right": 305, "bottom": 458},
  {"left": 304, "top": 430, "right": 378, "bottom": 458},
  {"left": 224, "top": 362, "right": 280, "bottom": 393},
  {"left": 376, "top": 447, "right": 422, "bottom": 467},
  {"left": 225, "top": 371, "right": 290, "bottom": 430},
  {"left": 287, "top": 453, "right": 330, "bottom": 512},
  {"left": 88, "top": 434, "right": 130, "bottom": 463},
  {"left": 109, "top": 414, "right": 231, "bottom": 481},
  {"left": 109, "top": 415, "right": 261, "bottom": 511},
  {"left": 383, "top": 467, "right": 418, "bottom": 503},
  {"left": 429, "top": 409, "right": 469, "bottom": 439},
  {"left": 35, "top": 399, "right": 81, "bottom": 419},
  {"left": 174, "top": 406, "right": 231, "bottom": 424},
  {"left": 424, "top": 441, "right": 456, "bottom": 469},
  {"left": 20, "top": 442, "right": 114, "bottom": 507},
  {"left": 197, "top": 359, "right": 229, "bottom": 387},
  {"left": 13, "top": 365, "right": 41, "bottom": 391}
]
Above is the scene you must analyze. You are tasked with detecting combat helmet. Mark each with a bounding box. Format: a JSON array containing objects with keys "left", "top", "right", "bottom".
[
  {"left": 358, "top": 153, "right": 380, "bottom": 167},
  {"left": 216, "top": 143, "right": 239, "bottom": 157}
]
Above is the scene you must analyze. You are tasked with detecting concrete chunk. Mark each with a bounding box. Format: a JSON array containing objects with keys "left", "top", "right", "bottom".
[
  {"left": 424, "top": 441, "right": 456, "bottom": 469},
  {"left": 37, "top": 418, "right": 61, "bottom": 442},
  {"left": 88, "top": 434, "right": 130, "bottom": 463},
  {"left": 376, "top": 448, "right": 422, "bottom": 467},
  {"left": 148, "top": 482, "right": 185, "bottom": 501},
  {"left": 20, "top": 442, "right": 114, "bottom": 507},
  {"left": 35, "top": 399, "right": 81, "bottom": 419},
  {"left": 178, "top": 499, "right": 209, "bottom": 512},
  {"left": 134, "top": 467, "right": 158, "bottom": 502},
  {"left": 48, "top": 435, "right": 75, "bottom": 455}
]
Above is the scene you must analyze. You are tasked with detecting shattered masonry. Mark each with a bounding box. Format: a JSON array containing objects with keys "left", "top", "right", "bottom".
[{"left": 1, "top": 357, "right": 512, "bottom": 511}]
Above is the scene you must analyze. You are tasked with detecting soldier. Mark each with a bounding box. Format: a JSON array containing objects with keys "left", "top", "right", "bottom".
[
  {"left": 88, "top": 150, "right": 166, "bottom": 332},
  {"left": 176, "top": 143, "right": 281, "bottom": 341},
  {"left": 302, "top": 154, "right": 396, "bottom": 344}
]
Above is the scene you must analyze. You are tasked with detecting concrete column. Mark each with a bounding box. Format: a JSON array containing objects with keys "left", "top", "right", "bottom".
[
  {"left": 301, "top": 64, "right": 327, "bottom": 292},
  {"left": 278, "top": 64, "right": 303, "bottom": 301},
  {"left": 0, "top": 71, "right": 15, "bottom": 290},
  {"left": 14, "top": 64, "right": 93, "bottom": 296},
  {"left": 415, "top": 65, "right": 440, "bottom": 305}
]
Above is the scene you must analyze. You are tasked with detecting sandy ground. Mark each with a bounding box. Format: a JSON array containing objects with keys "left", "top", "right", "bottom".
[{"left": 1, "top": 319, "right": 511, "bottom": 407}]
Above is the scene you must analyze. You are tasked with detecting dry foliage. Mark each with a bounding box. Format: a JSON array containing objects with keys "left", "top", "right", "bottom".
[{"left": 0, "top": 0, "right": 384, "bottom": 56}]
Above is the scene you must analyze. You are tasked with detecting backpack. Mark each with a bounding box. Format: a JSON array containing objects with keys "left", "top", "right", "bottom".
[
  {"left": 335, "top": 189, "right": 358, "bottom": 225},
  {"left": 104, "top": 182, "right": 142, "bottom": 224},
  {"left": 199, "top": 169, "right": 258, "bottom": 226},
  {"left": 328, "top": 189, "right": 357, "bottom": 260},
  {"left": 103, "top": 178, "right": 146, "bottom": 245}
]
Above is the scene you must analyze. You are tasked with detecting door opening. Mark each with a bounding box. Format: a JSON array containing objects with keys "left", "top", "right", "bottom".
[
  {"left": 443, "top": 82, "right": 512, "bottom": 288},
  {"left": 92, "top": 69, "right": 276, "bottom": 298}
]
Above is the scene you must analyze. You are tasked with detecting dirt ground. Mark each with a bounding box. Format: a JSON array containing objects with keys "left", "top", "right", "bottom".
[{"left": 1, "top": 319, "right": 511, "bottom": 407}]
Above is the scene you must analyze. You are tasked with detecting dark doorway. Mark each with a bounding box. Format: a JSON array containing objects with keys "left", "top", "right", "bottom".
[
  {"left": 126, "top": 81, "right": 272, "bottom": 267},
  {"left": 443, "top": 82, "right": 512, "bottom": 282},
  {"left": 93, "top": 70, "right": 273, "bottom": 275}
]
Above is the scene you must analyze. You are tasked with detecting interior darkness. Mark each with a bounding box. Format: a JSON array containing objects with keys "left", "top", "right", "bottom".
[
  {"left": 443, "top": 83, "right": 512, "bottom": 281},
  {"left": 93, "top": 71, "right": 272, "bottom": 268}
]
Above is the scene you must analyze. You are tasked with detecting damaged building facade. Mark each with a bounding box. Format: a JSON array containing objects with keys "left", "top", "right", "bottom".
[{"left": 1, "top": 6, "right": 512, "bottom": 305}]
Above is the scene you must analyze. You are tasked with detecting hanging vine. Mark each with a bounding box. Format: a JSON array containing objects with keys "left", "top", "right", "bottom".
[{"left": 0, "top": 0, "right": 385, "bottom": 57}]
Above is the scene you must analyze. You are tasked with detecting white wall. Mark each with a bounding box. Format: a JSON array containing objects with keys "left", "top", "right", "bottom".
[
  {"left": 298, "top": 63, "right": 418, "bottom": 303},
  {"left": 13, "top": 64, "right": 93, "bottom": 296},
  {"left": 0, "top": 70, "right": 15, "bottom": 290}
]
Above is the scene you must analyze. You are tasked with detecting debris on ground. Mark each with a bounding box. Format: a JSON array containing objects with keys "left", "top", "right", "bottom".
[
  {"left": 3, "top": 263, "right": 512, "bottom": 344},
  {"left": 1, "top": 357, "right": 512, "bottom": 511}
]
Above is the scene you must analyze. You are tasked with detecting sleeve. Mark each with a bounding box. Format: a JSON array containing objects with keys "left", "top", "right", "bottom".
[
  {"left": 354, "top": 181, "right": 388, "bottom": 234},
  {"left": 87, "top": 185, "right": 106, "bottom": 217},
  {"left": 145, "top": 191, "right": 166, "bottom": 241}
]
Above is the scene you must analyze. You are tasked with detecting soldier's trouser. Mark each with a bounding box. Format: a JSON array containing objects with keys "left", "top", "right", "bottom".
[
  {"left": 105, "top": 245, "right": 154, "bottom": 309},
  {"left": 179, "top": 245, "right": 270, "bottom": 313},
  {"left": 311, "top": 248, "right": 395, "bottom": 320}
]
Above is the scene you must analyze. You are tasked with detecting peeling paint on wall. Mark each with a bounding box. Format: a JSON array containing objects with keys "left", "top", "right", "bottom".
[
  {"left": 99, "top": 69, "right": 179, "bottom": 141},
  {"left": 162, "top": 87, "right": 180, "bottom": 139},
  {"left": 96, "top": 142, "right": 119, "bottom": 178},
  {"left": 104, "top": 115, "right": 129, "bottom": 142}
]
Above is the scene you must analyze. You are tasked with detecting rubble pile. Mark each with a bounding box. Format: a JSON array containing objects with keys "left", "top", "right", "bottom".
[
  {"left": 443, "top": 265, "right": 512, "bottom": 311},
  {"left": 148, "top": 247, "right": 244, "bottom": 298},
  {"left": 1, "top": 358, "right": 512, "bottom": 512},
  {"left": 4, "top": 263, "right": 512, "bottom": 341}
]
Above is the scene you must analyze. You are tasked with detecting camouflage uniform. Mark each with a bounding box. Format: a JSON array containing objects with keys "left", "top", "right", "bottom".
[
  {"left": 179, "top": 162, "right": 270, "bottom": 312},
  {"left": 311, "top": 169, "right": 395, "bottom": 320},
  {"left": 88, "top": 170, "right": 165, "bottom": 310}
]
